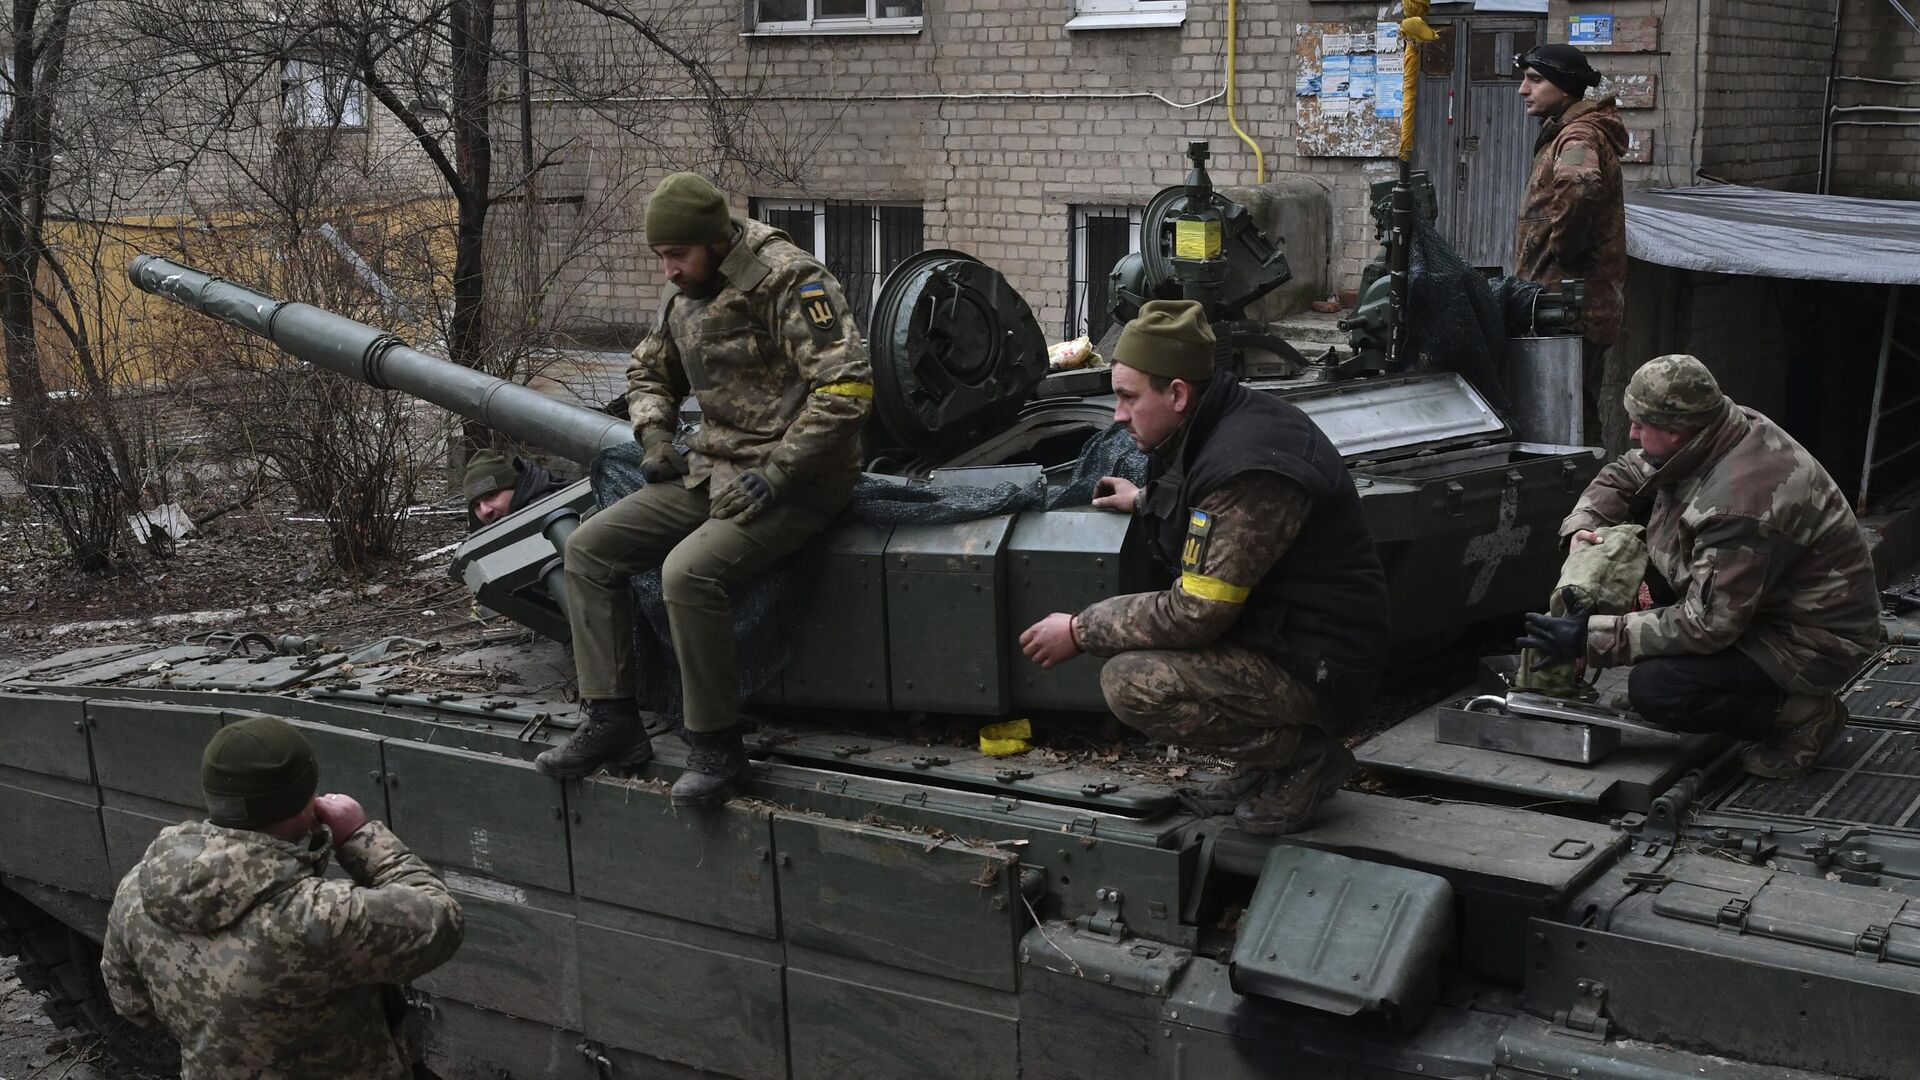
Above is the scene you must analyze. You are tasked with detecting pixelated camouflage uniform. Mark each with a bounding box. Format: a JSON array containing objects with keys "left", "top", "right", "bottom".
[
  {"left": 625, "top": 216, "right": 870, "bottom": 510},
  {"left": 1560, "top": 399, "right": 1881, "bottom": 695},
  {"left": 565, "top": 217, "right": 871, "bottom": 710},
  {"left": 101, "top": 820, "right": 463, "bottom": 1080}
]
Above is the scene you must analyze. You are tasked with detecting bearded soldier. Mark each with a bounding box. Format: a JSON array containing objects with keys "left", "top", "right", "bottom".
[
  {"left": 1519, "top": 355, "right": 1883, "bottom": 777},
  {"left": 101, "top": 716, "right": 463, "bottom": 1078},
  {"left": 541, "top": 173, "right": 871, "bottom": 807},
  {"left": 1020, "top": 301, "right": 1390, "bottom": 834}
]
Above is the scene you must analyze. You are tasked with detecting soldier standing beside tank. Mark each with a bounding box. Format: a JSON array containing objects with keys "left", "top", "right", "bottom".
[
  {"left": 1513, "top": 44, "right": 1626, "bottom": 444},
  {"left": 464, "top": 449, "right": 567, "bottom": 528},
  {"left": 1518, "top": 355, "right": 1883, "bottom": 778},
  {"left": 1019, "top": 301, "right": 1391, "bottom": 835},
  {"left": 100, "top": 715, "right": 464, "bottom": 1078},
  {"left": 540, "top": 173, "right": 871, "bottom": 806}
]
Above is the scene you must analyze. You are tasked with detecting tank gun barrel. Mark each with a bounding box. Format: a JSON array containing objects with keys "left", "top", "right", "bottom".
[{"left": 127, "top": 255, "right": 633, "bottom": 466}]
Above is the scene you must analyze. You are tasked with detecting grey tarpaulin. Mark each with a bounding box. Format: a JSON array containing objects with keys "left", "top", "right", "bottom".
[
  {"left": 590, "top": 424, "right": 1149, "bottom": 726},
  {"left": 1625, "top": 185, "right": 1920, "bottom": 285}
]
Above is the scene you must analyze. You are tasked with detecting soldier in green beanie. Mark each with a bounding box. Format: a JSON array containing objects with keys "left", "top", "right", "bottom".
[
  {"left": 102, "top": 715, "right": 463, "bottom": 1077},
  {"left": 1019, "top": 300, "right": 1390, "bottom": 835},
  {"left": 1521, "top": 353, "right": 1880, "bottom": 778},
  {"left": 464, "top": 448, "right": 567, "bottom": 528},
  {"left": 549, "top": 171, "right": 872, "bottom": 808}
]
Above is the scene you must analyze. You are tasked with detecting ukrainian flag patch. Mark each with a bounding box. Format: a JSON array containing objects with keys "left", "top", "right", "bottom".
[
  {"left": 1181, "top": 510, "right": 1212, "bottom": 572},
  {"left": 799, "top": 281, "right": 837, "bottom": 331}
]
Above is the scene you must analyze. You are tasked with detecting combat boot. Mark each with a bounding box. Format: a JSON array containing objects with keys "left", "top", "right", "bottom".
[
  {"left": 671, "top": 728, "right": 752, "bottom": 808},
  {"left": 1179, "top": 766, "right": 1272, "bottom": 816},
  {"left": 1234, "top": 741, "right": 1355, "bottom": 836},
  {"left": 535, "top": 699, "right": 652, "bottom": 779},
  {"left": 1741, "top": 693, "right": 1847, "bottom": 780}
]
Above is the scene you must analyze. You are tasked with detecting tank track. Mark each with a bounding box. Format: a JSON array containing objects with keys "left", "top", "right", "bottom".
[{"left": 0, "top": 886, "right": 180, "bottom": 1077}]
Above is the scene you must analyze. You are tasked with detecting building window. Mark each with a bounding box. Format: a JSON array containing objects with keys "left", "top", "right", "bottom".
[
  {"left": 1065, "top": 0, "right": 1185, "bottom": 31},
  {"left": 751, "top": 199, "right": 924, "bottom": 330},
  {"left": 1068, "top": 205, "right": 1142, "bottom": 344},
  {"left": 281, "top": 59, "right": 366, "bottom": 129},
  {"left": 748, "top": 0, "right": 922, "bottom": 36}
]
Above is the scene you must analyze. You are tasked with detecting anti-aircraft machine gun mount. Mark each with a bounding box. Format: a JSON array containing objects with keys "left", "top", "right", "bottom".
[{"left": 1, "top": 158, "right": 1917, "bottom": 1080}]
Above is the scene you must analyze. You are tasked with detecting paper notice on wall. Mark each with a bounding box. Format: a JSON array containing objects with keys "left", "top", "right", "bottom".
[
  {"left": 1351, "top": 31, "right": 1375, "bottom": 52},
  {"left": 1325, "top": 32, "right": 1351, "bottom": 53},
  {"left": 1296, "top": 71, "right": 1322, "bottom": 96},
  {"left": 1376, "top": 76, "right": 1403, "bottom": 119},
  {"left": 1321, "top": 54, "right": 1351, "bottom": 115},
  {"left": 1350, "top": 53, "right": 1377, "bottom": 99},
  {"left": 1376, "top": 21, "right": 1401, "bottom": 52},
  {"left": 1569, "top": 14, "right": 1614, "bottom": 46},
  {"left": 1378, "top": 52, "right": 1404, "bottom": 77}
]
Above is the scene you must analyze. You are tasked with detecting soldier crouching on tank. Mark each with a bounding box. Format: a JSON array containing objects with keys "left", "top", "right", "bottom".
[
  {"left": 1518, "top": 355, "right": 1883, "bottom": 778},
  {"left": 1019, "top": 300, "right": 1391, "bottom": 835},
  {"left": 540, "top": 173, "right": 871, "bottom": 807},
  {"left": 465, "top": 448, "right": 567, "bottom": 528},
  {"left": 101, "top": 715, "right": 464, "bottom": 1078}
]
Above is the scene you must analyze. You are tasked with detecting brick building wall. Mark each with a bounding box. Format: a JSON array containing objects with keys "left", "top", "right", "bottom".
[
  {"left": 1828, "top": 0, "right": 1920, "bottom": 197},
  {"left": 1696, "top": 0, "right": 1833, "bottom": 189}
]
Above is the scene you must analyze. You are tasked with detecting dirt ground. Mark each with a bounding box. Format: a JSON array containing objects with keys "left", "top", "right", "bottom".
[
  {"left": 0, "top": 487, "right": 478, "bottom": 675},
  {"left": 0, "top": 956, "right": 115, "bottom": 1080}
]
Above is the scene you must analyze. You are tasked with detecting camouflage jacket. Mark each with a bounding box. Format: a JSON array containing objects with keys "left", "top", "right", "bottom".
[
  {"left": 1560, "top": 403, "right": 1882, "bottom": 694},
  {"left": 1074, "top": 471, "right": 1310, "bottom": 655},
  {"left": 626, "top": 217, "right": 871, "bottom": 509},
  {"left": 101, "top": 820, "right": 464, "bottom": 1080},
  {"left": 1514, "top": 96, "right": 1627, "bottom": 346}
]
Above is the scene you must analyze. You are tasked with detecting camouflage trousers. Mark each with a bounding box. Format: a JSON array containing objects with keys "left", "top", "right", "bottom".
[{"left": 1097, "top": 644, "right": 1324, "bottom": 770}]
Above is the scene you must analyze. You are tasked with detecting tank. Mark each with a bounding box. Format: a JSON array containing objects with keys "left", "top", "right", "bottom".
[{"left": 6, "top": 200, "right": 1917, "bottom": 1080}]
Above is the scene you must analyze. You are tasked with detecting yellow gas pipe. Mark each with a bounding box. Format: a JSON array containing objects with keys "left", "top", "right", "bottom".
[{"left": 1223, "top": 0, "right": 1265, "bottom": 183}]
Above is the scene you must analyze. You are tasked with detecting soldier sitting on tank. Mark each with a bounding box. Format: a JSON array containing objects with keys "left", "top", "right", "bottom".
[
  {"left": 465, "top": 448, "right": 568, "bottom": 528},
  {"left": 1019, "top": 300, "right": 1391, "bottom": 835},
  {"left": 1518, "top": 355, "right": 1882, "bottom": 778},
  {"left": 538, "top": 172, "right": 871, "bottom": 807},
  {"left": 101, "top": 715, "right": 464, "bottom": 1079}
]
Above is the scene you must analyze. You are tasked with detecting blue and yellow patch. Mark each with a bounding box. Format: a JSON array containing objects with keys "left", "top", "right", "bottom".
[
  {"left": 799, "top": 281, "right": 837, "bottom": 332},
  {"left": 1181, "top": 510, "right": 1212, "bottom": 572}
]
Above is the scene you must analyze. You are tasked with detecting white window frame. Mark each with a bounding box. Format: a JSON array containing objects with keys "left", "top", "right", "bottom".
[
  {"left": 746, "top": 0, "right": 922, "bottom": 36},
  {"left": 753, "top": 198, "right": 924, "bottom": 312},
  {"left": 281, "top": 59, "right": 367, "bottom": 130},
  {"left": 1070, "top": 204, "right": 1142, "bottom": 340},
  {"left": 1065, "top": 0, "right": 1185, "bottom": 32}
]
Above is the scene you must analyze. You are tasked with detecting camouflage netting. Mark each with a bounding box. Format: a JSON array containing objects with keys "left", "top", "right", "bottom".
[
  {"left": 591, "top": 424, "right": 1149, "bottom": 726},
  {"left": 1400, "top": 214, "right": 1525, "bottom": 415}
]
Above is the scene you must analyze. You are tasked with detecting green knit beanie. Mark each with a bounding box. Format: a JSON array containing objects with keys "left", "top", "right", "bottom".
[
  {"left": 201, "top": 715, "right": 319, "bottom": 829},
  {"left": 645, "top": 173, "right": 733, "bottom": 247},
  {"left": 463, "top": 450, "right": 519, "bottom": 505},
  {"left": 1113, "top": 300, "right": 1217, "bottom": 382}
]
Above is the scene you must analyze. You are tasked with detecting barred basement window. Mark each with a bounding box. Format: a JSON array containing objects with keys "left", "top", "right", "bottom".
[
  {"left": 748, "top": 0, "right": 922, "bottom": 36},
  {"left": 750, "top": 199, "right": 925, "bottom": 329},
  {"left": 1067, "top": 205, "right": 1142, "bottom": 345}
]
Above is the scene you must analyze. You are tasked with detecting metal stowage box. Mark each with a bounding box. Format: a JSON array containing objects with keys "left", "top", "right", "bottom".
[
  {"left": 781, "top": 522, "right": 894, "bottom": 710},
  {"left": 1006, "top": 509, "right": 1148, "bottom": 711},
  {"left": 884, "top": 516, "right": 1015, "bottom": 715}
]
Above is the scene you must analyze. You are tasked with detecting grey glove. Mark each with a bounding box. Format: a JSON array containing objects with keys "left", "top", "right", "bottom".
[
  {"left": 640, "top": 429, "right": 687, "bottom": 484},
  {"left": 710, "top": 464, "right": 788, "bottom": 524}
]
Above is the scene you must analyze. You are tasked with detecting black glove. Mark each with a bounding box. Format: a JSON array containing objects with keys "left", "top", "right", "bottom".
[
  {"left": 1516, "top": 587, "right": 1591, "bottom": 663},
  {"left": 710, "top": 464, "right": 787, "bottom": 524},
  {"left": 639, "top": 430, "right": 687, "bottom": 484}
]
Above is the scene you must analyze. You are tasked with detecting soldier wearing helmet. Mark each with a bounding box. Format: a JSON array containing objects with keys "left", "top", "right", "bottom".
[
  {"left": 1020, "top": 301, "right": 1390, "bottom": 835},
  {"left": 1514, "top": 43, "right": 1628, "bottom": 444},
  {"left": 1518, "top": 355, "right": 1882, "bottom": 778}
]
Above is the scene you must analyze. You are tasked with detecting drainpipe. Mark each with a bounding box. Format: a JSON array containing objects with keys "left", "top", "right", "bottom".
[
  {"left": 1224, "top": 0, "right": 1266, "bottom": 183},
  {"left": 1818, "top": 0, "right": 1845, "bottom": 194}
]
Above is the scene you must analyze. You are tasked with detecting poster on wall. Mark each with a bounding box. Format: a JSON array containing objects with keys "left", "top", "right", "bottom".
[
  {"left": 1294, "top": 20, "right": 1403, "bottom": 157},
  {"left": 1569, "top": 14, "right": 1614, "bottom": 46}
]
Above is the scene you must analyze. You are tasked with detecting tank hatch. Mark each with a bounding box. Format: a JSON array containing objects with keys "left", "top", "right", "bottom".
[{"left": 867, "top": 249, "right": 1048, "bottom": 456}]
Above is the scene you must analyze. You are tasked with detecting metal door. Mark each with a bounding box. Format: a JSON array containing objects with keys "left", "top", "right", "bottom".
[{"left": 1412, "top": 16, "right": 1543, "bottom": 271}]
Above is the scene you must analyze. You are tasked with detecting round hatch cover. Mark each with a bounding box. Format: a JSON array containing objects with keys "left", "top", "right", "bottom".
[{"left": 868, "top": 249, "right": 1048, "bottom": 454}]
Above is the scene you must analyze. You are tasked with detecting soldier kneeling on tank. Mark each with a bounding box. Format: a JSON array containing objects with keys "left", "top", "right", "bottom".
[
  {"left": 539, "top": 173, "right": 871, "bottom": 806},
  {"left": 101, "top": 716, "right": 464, "bottom": 1078},
  {"left": 1518, "top": 354, "right": 1883, "bottom": 778},
  {"left": 1020, "top": 300, "right": 1391, "bottom": 835}
]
